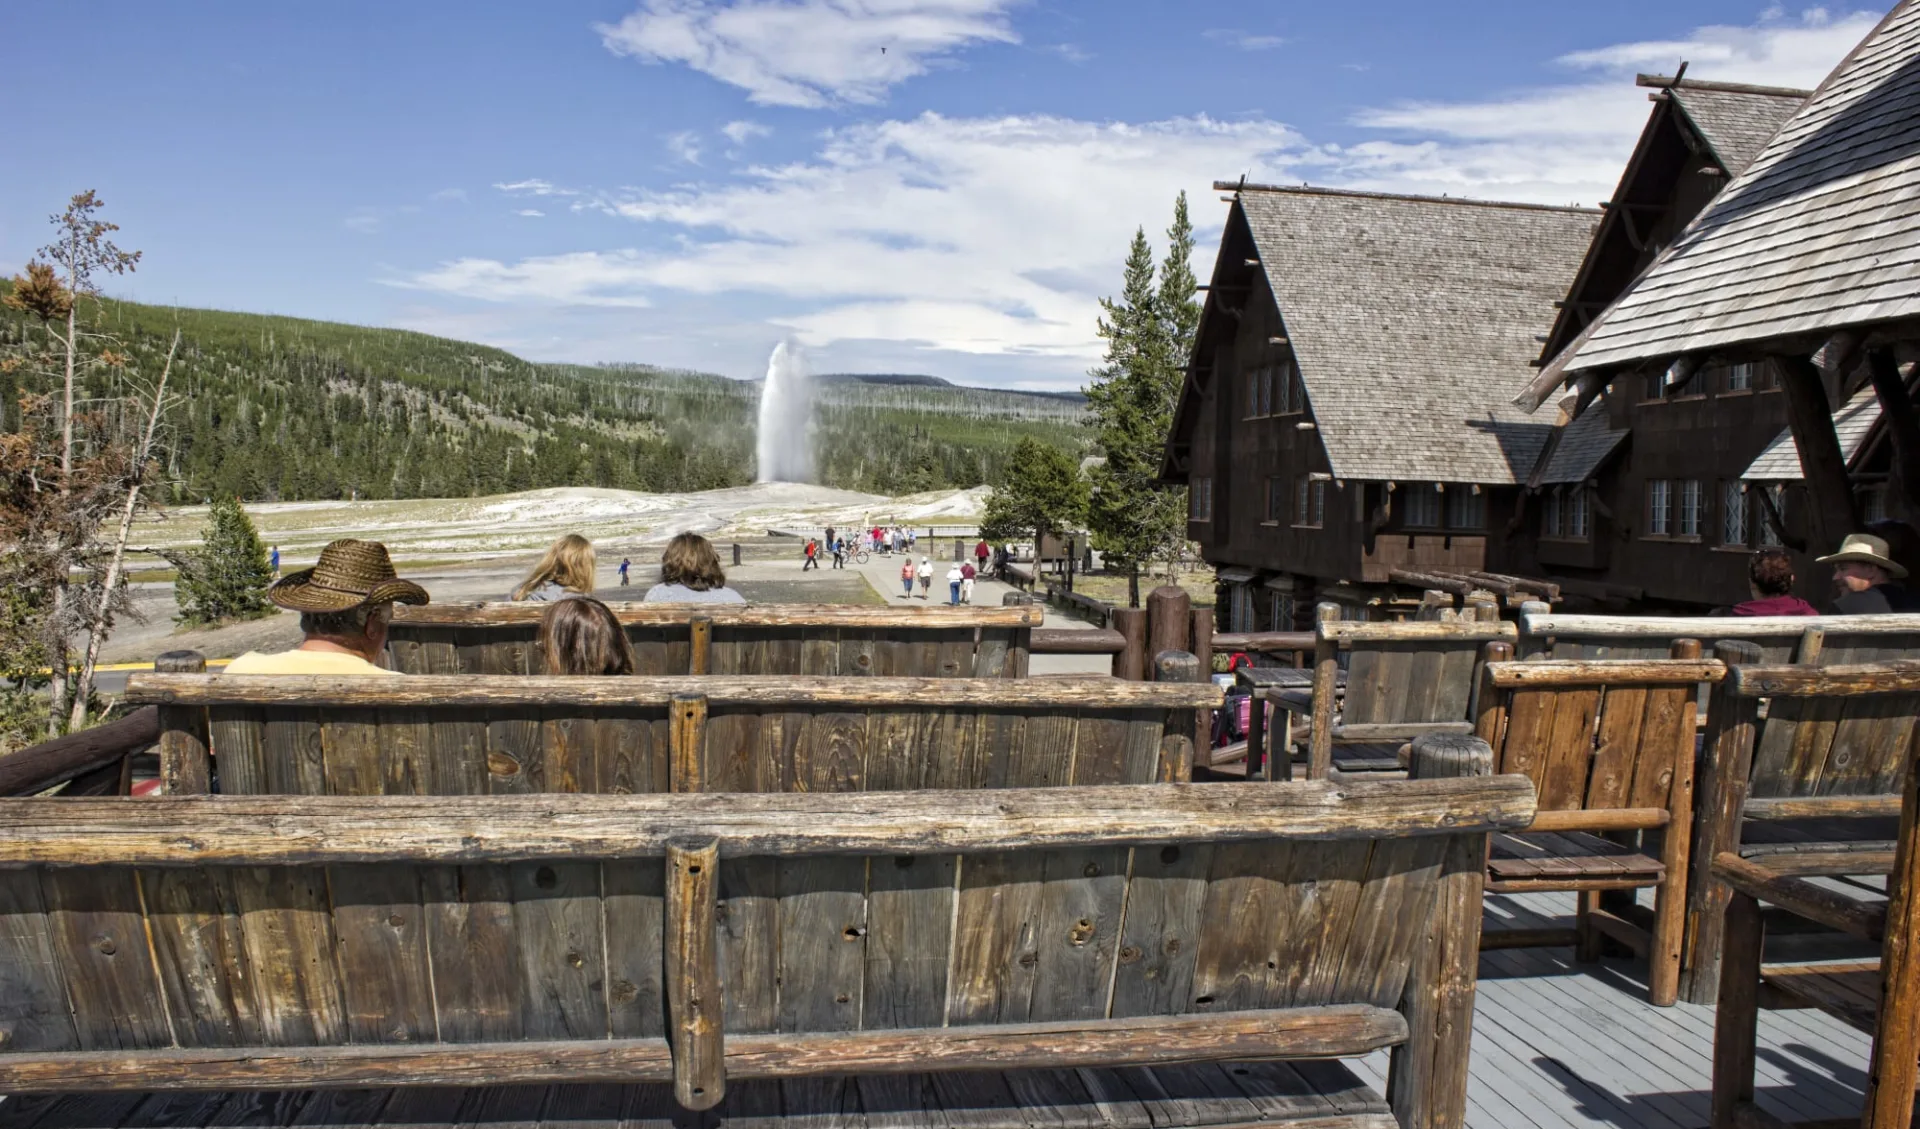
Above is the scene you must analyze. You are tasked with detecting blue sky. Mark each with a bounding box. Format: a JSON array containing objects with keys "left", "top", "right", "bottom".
[{"left": 0, "top": 2, "right": 1885, "bottom": 389}]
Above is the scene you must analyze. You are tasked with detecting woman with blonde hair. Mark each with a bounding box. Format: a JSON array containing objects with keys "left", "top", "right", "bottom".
[
  {"left": 644, "top": 532, "right": 746, "bottom": 604},
  {"left": 537, "top": 597, "right": 637, "bottom": 676},
  {"left": 511, "top": 534, "right": 596, "bottom": 602}
]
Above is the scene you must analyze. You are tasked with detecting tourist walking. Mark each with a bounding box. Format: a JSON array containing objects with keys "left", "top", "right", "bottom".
[
  {"left": 960, "top": 560, "right": 976, "bottom": 603},
  {"left": 511, "top": 534, "right": 596, "bottom": 602},
  {"left": 538, "top": 598, "right": 638, "bottom": 676},
  {"left": 917, "top": 556, "right": 933, "bottom": 598},
  {"left": 974, "top": 538, "right": 989, "bottom": 574},
  {"left": 618, "top": 557, "right": 631, "bottom": 586},
  {"left": 225, "top": 539, "right": 427, "bottom": 675},
  {"left": 900, "top": 556, "right": 915, "bottom": 598},
  {"left": 644, "top": 533, "right": 746, "bottom": 604},
  {"left": 802, "top": 539, "right": 819, "bottom": 571},
  {"left": 825, "top": 527, "right": 836, "bottom": 552},
  {"left": 831, "top": 537, "right": 845, "bottom": 569},
  {"left": 946, "top": 562, "right": 962, "bottom": 605},
  {"left": 270, "top": 545, "right": 281, "bottom": 579}
]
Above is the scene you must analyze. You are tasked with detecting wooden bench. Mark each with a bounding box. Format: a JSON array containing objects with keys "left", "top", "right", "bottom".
[
  {"left": 1472, "top": 640, "right": 1720, "bottom": 1005},
  {"left": 386, "top": 603, "right": 1041, "bottom": 678},
  {"left": 1683, "top": 653, "right": 1920, "bottom": 1007},
  {"left": 0, "top": 753, "right": 1537, "bottom": 1128},
  {"left": 1707, "top": 665, "right": 1920, "bottom": 1127},
  {"left": 1517, "top": 609, "right": 1920, "bottom": 664},
  {"left": 125, "top": 674, "right": 1219, "bottom": 796},
  {"left": 1277, "top": 610, "right": 1516, "bottom": 780}
]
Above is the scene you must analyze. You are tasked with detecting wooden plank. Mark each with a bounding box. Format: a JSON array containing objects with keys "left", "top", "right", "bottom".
[
  {"left": 1027, "top": 847, "right": 1129, "bottom": 1021},
  {"left": 485, "top": 708, "right": 543, "bottom": 795},
  {"left": 207, "top": 707, "right": 268, "bottom": 797},
  {"left": 669, "top": 695, "right": 707, "bottom": 794},
  {"left": 1069, "top": 710, "right": 1131, "bottom": 786},
  {"left": 1330, "top": 838, "right": 1448, "bottom": 1009},
  {"left": 139, "top": 867, "right": 262, "bottom": 1047},
  {"left": 667, "top": 840, "right": 723, "bottom": 1111},
  {"left": 1536, "top": 689, "right": 1600, "bottom": 811},
  {"left": 397, "top": 602, "right": 1042, "bottom": 627},
  {"left": 510, "top": 861, "right": 609, "bottom": 1039},
  {"left": 863, "top": 853, "right": 956, "bottom": 1029},
  {"left": 39, "top": 868, "right": 171, "bottom": 1049},
  {"left": 228, "top": 865, "right": 347, "bottom": 1046},
  {"left": 1586, "top": 686, "right": 1647, "bottom": 811},
  {"left": 319, "top": 709, "right": 383, "bottom": 797},
  {"left": 376, "top": 708, "right": 431, "bottom": 796},
  {"left": 261, "top": 708, "right": 326, "bottom": 796},
  {"left": 717, "top": 856, "right": 780, "bottom": 1035},
  {"left": 1628, "top": 684, "right": 1693, "bottom": 811},
  {"left": 1487, "top": 660, "right": 1724, "bottom": 687},
  {"left": 1499, "top": 688, "right": 1558, "bottom": 795},
  {"left": 426, "top": 700, "right": 487, "bottom": 797},
  {"left": 945, "top": 850, "right": 1046, "bottom": 1023},
  {"left": 327, "top": 865, "right": 436, "bottom": 1043},
  {"left": 603, "top": 859, "right": 666, "bottom": 1040},
  {"left": 778, "top": 710, "right": 871, "bottom": 1033},
  {"left": 158, "top": 703, "right": 210, "bottom": 796},
  {"left": 419, "top": 865, "right": 522, "bottom": 1042},
  {"left": 0, "top": 779, "right": 1542, "bottom": 867},
  {"left": 1109, "top": 843, "right": 1212, "bottom": 1019},
  {"left": 0, "top": 867, "right": 77, "bottom": 1052}
]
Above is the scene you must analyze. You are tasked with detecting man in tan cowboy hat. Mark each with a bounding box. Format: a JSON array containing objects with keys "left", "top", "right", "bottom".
[
  {"left": 224, "top": 539, "right": 430, "bottom": 675},
  {"left": 1818, "top": 532, "right": 1918, "bottom": 614}
]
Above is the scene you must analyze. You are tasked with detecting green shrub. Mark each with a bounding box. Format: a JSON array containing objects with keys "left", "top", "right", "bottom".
[{"left": 175, "top": 498, "right": 276, "bottom": 626}]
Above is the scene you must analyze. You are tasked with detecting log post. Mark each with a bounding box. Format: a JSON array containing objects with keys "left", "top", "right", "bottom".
[
  {"left": 731, "top": 543, "right": 742, "bottom": 567},
  {"left": 1517, "top": 600, "right": 1552, "bottom": 659},
  {"left": 1146, "top": 585, "right": 1191, "bottom": 661},
  {"left": 155, "top": 651, "right": 209, "bottom": 796},
  {"left": 688, "top": 617, "right": 713, "bottom": 676},
  {"left": 1111, "top": 607, "right": 1148, "bottom": 681},
  {"left": 1868, "top": 348, "right": 1920, "bottom": 518},
  {"left": 1709, "top": 893, "right": 1764, "bottom": 1129},
  {"left": 1773, "top": 352, "right": 1860, "bottom": 554},
  {"left": 1190, "top": 607, "right": 1215, "bottom": 756},
  {"left": 669, "top": 695, "right": 708, "bottom": 794},
  {"left": 1307, "top": 603, "right": 1340, "bottom": 780},
  {"left": 1153, "top": 649, "right": 1200, "bottom": 684},
  {"left": 1154, "top": 648, "right": 1203, "bottom": 777},
  {"left": 1863, "top": 709, "right": 1920, "bottom": 1125},
  {"left": 1648, "top": 637, "right": 1704, "bottom": 1007},
  {"left": 1390, "top": 731, "right": 1491, "bottom": 1127},
  {"left": 1465, "top": 591, "right": 1500, "bottom": 623},
  {"left": 1682, "top": 639, "right": 1765, "bottom": 1005},
  {"left": 667, "top": 838, "right": 724, "bottom": 1111},
  {"left": 1001, "top": 593, "right": 1033, "bottom": 607}
]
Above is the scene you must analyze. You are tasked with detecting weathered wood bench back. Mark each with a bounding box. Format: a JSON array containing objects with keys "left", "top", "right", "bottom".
[
  {"left": 125, "top": 675, "right": 1219, "bottom": 796},
  {"left": 1518, "top": 611, "right": 1920, "bottom": 665},
  {"left": 1300, "top": 614, "right": 1518, "bottom": 778},
  {"left": 1473, "top": 641, "right": 1724, "bottom": 1004},
  {"left": 1683, "top": 657, "right": 1920, "bottom": 1005},
  {"left": 387, "top": 604, "right": 1040, "bottom": 678},
  {"left": 0, "top": 771, "right": 1537, "bottom": 1128}
]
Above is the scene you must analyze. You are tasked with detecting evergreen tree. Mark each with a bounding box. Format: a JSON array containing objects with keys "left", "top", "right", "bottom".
[
  {"left": 174, "top": 498, "right": 276, "bottom": 626},
  {"left": 979, "top": 437, "right": 1088, "bottom": 555},
  {"left": 1084, "top": 194, "right": 1195, "bottom": 607}
]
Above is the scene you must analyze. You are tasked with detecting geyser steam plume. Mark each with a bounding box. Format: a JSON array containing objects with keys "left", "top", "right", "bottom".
[{"left": 755, "top": 340, "right": 813, "bottom": 484}]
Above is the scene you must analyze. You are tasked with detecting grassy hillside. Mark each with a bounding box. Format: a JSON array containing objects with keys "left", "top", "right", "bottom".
[{"left": 0, "top": 288, "right": 1092, "bottom": 501}]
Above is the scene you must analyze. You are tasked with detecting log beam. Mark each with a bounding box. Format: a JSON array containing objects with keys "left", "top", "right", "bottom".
[{"left": 1773, "top": 353, "right": 1860, "bottom": 553}]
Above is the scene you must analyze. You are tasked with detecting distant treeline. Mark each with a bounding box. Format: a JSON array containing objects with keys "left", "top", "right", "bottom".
[{"left": 0, "top": 289, "right": 1092, "bottom": 502}]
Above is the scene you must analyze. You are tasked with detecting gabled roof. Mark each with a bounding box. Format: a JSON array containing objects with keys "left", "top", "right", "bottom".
[
  {"left": 1538, "top": 410, "right": 1630, "bottom": 485},
  {"left": 1221, "top": 185, "right": 1596, "bottom": 484},
  {"left": 1742, "top": 385, "right": 1882, "bottom": 479},
  {"left": 1667, "top": 81, "right": 1811, "bottom": 175},
  {"left": 1545, "top": 0, "right": 1920, "bottom": 378}
]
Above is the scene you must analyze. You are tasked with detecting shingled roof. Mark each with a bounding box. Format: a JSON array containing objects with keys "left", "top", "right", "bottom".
[
  {"left": 1235, "top": 186, "right": 1597, "bottom": 484},
  {"left": 1538, "top": 410, "right": 1630, "bottom": 485},
  {"left": 1545, "top": 0, "right": 1920, "bottom": 378},
  {"left": 1742, "top": 385, "right": 1883, "bottom": 480},
  {"left": 1667, "top": 82, "right": 1810, "bottom": 175}
]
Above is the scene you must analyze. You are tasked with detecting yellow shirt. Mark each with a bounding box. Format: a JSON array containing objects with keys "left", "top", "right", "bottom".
[{"left": 222, "top": 648, "right": 398, "bottom": 676}]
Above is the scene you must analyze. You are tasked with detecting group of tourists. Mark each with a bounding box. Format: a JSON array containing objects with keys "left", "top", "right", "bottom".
[{"left": 225, "top": 530, "right": 747, "bottom": 680}]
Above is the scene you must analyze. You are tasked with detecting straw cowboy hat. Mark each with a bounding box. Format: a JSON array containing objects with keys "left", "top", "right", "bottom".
[
  {"left": 1816, "top": 533, "right": 1910, "bottom": 579},
  {"left": 268, "top": 539, "right": 430, "bottom": 613}
]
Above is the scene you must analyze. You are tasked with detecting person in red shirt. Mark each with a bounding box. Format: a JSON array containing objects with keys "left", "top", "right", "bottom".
[
  {"left": 975, "top": 539, "right": 990, "bottom": 574},
  {"left": 1732, "top": 549, "right": 1818, "bottom": 616}
]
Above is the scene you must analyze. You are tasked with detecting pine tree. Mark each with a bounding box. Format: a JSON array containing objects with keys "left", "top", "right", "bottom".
[
  {"left": 1084, "top": 194, "right": 1195, "bottom": 607},
  {"left": 979, "top": 438, "right": 1087, "bottom": 555},
  {"left": 174, "top": 498, "right": 276, "bottom": 626}
]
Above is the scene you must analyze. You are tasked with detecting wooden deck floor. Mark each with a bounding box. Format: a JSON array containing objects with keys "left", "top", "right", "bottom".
[{"left": 0, "top": 892, "right": 1878, "bottom": 1129}]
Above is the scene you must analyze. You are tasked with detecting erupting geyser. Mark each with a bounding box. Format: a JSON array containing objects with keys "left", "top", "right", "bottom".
[{"left": 755, "top": 340, "right": 814, "bottom": 484}]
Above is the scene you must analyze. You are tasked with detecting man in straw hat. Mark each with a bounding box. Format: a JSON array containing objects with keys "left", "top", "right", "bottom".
[
  {"left": 1818, "top": 532, "right": 1919, "bottom": 615},
  {"left": 224, "top": 539, "right": 430, "bottom": 675}
]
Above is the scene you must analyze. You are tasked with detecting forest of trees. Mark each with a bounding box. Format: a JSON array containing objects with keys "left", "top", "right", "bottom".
[{"left": 0, "top": 289, "right": 1092, "bottom": 504}]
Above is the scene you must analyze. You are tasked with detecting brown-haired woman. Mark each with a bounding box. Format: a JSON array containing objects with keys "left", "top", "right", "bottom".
[
  {"left": 1732, "top": 549, "right": 1818, "bottom": 616},
  {"left": 644, "top": 532, "right": 746, "bottom": 603},
  {"left": 537, "top": 597, "right": 638, "bottom": 676}
]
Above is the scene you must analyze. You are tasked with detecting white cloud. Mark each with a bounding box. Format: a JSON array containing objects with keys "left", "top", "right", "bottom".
[
  {"left": 515, "top": 209, "right": 546, "bottom": 217},
  {"left": 721, "top": 119, "right": 772, "bottom": 144},
  {"left": 429, "top": 187, "right": 469, "bottom": 203},
  {"left": 1202, "top": 29, "right": 1286, "bottom": 51},
  {"left": 666, "top": 130, "right": 705, "bottom": 165},
  {"left": 595, "top": 0, "right": 1024, "bottom": 107},
  {"left": 495, "top": 178, "right": 580, "bottom": 197}
]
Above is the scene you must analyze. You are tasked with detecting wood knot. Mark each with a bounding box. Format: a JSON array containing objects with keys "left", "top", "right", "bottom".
[
  {"left": 835, "top": 994, "right": 851, "bottom": 1004},
  {"left": 843, "top": 926, "right": 866, "bottom": 941},
  {"left": 610, "top": 979, "right": 639, "bottom": 1004},
  {"left": 535, "top": 866, "right": 559, "bottom": 889},
  {"left": 486, "top": 751, "right": 522, "bottom": 778},
  {"left": 387, "top": 914, "right": 405, "bottom": 928},
  {"left": 1118, "top": 945, "right": 1143, "bottom": 964},
  {"left": 1018, "top": 951, "right": 1038, "bottom": 968},
  {"left": 1083, "top": 863, "right": 1101, "bottom": 878},
  {"left": 1163, "top": 938, "right": 1182, "bottom": 955},
  {"left": 1194, "top": 995, "right": 1214, "bottom": 1008},
  {"left": 1068, "top": 919, "right": 1095, "bottom": 946},
  {"left": 94, "top": 935, "right": 116, "bottom": 956},
  {"left": 1159, "top": 846, "right": 1181, "bottom": 865},
  {"left": 567, "top": 951, "right": 585, "bottom": 969}
]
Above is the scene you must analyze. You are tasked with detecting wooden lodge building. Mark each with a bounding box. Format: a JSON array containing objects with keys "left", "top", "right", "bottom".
[
  {"left": 1516, "top": 73, "right": 1817, "bottom": 609},
  {"left": 1521, "top": 0, "right": 1920, "bottom": 604},
  {"left": 1161, "top": 183, "right": 1597, "bottom": 630}
]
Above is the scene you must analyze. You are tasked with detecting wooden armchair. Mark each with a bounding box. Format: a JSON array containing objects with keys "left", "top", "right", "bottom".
[
  {"left": 1473, "top": 639, "right": 1722, "bottom": 1005},
  {"left": 1685, "top": 652, "right": 1920, "bottom": 1006},
  {"left": 0, "top": 755, "right": 1535, "bottom": 1129},
  {"left": 1709, "top": 662, "right": 1920, "bottom": 1129},
  {"left": 1272, "top": 607, "right": 1516, "bottom": 780}
]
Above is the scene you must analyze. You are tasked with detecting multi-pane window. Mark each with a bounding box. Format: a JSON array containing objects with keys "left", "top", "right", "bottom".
[
  {"left": 1544, "top": 490, "right": 1591, "bottom": 540},
  {"left": 1402, "top": 484, "right": 1443, "bottom": 529},
  {"left": 1246, "top": 368, "right": 1268, "bottom": 418},
  {"left": 1228, "top": 584, "right": 1256, "bottom": 633},
  {"left": 1266, "top": 476, "right": 1286, "bottom": 523},
  {"left": 1722, "top": 482, "right": 1749, "bottom": 546},
  {"left": 1276, "top": 359, "right": 1303, "bottom": 414},
  {"left": 1646, "top": 371, "right": 1667, "bottom": 401},
  {"left": 1269, "top": 591, "right": 1296, "bottom": 632},
  {"left": 1726, "top": 362, "right": 1757, "bottom": 392},
  {"left": 1678, "top": 480, "right": 1704, "bottom": 537},
  {"left": 1448, "top": 488, "right": 1486, "bottom": 530},
  {"left": 1294, "top": 478, "right": 1325, "bottom": 528},
  {"left": 1756, "top": 485, "right": 1786, "bottom": 547},
  {"left": 1191, "top": 477, "right": 1212, "bottom": 522},
  {"left": 1646, "top": 479, "right": 1672, "bottom": 536},
  {"left": 1864, "top": 484, "right": 1890, "bottom": 525}
]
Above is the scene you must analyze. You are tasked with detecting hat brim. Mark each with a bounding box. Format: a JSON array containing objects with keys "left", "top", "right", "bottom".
[
  {"left": 268, "top": 569, "right": 431, "bottom": 613},
  {"left": 1814, "top": 550, "right": 1910, "bottom": 579}
]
